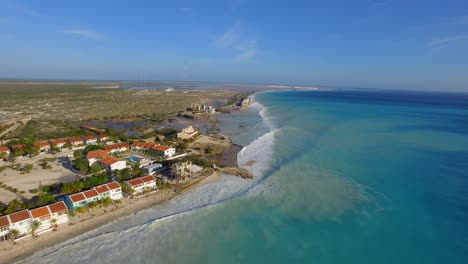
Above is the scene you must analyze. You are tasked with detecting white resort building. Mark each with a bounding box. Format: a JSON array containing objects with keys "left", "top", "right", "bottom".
[
  {"left": 65, "top": 182, "right": 122, "bottom": 210},
  {"left": 0, "top": 202, "right": 69, "bottom": 242},
  {"left": 177, "top": 126, "right": 199, "bottom": 139},
  {"left": 124, "top": 175, "right": 157, "bottom": 194},
  {"left": 98, "top": 157, "right": 127, "bottom": 172}
]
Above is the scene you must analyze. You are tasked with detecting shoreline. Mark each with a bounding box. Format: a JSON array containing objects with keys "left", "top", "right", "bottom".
[
  {"left": 2, "top": 94, "right": 259, "bottom": 264},
  {"left": 2, "top": 172, "right": 221, "bottom": 264}
]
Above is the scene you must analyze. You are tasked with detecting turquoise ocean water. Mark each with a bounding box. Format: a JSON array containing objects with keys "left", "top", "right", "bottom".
[{"left": 18, "top": 90, "right": 468, "bottom": 264}]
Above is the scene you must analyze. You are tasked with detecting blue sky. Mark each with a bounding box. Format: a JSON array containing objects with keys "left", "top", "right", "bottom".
[{"left": 1, "top": 0, "right": 468, "bottom": 91}]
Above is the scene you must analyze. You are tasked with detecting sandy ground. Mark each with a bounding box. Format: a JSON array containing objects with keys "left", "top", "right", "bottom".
[
  {"left": 1, "top": 171, "right": 221, "bottom": 264},
  {"left": 0, "top": 152, "right": 79, "bottom": 203}
]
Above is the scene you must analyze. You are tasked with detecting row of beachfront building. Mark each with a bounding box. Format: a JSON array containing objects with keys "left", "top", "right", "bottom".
[
  {"left": 0, "top": 134, "right": 111, "bottom": 156},
  {"left": 0, "top": 125, "right": 199, "bottom": 158},
  {"left": 0, "top": 175, "right": 158, "bottom": 242}
]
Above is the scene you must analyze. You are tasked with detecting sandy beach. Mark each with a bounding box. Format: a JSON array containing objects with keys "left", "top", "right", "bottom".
[{"left": 1, "top": 171, "right": 221, "bottom": 264}]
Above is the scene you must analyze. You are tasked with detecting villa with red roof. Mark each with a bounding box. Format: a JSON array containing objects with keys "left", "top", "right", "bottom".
[
  {"left": 131, "top": 142, "right": 176, "bottom": 158},
  {"left": 33, "top": 141, "right": 51, "bottom": 153},
  {"left": 0, "top": 215, "right": 11, "bottom": 241},
  {"left": 50, "top": 139, "right": 67, "bottom": 149},
  {"left": 98, "top": 156, "right": 127, "bottom": 172},
  {"left": 67, "top": 137, "right": 85, "bottom": 148},
  {"left": 8, "top": 210, "right": 32, "bottom": 236},
  {"left": 104, "top": 143, "right": 130, "bottom": 154},
  {"left": 86, "top": 149, "right": 110, "bottom": 165},
  {"left": 98, "top": 134, "right": 109, "bottom": 142},
  {"left": 94, "top": 181, "right": 123, "bottom": 200},
  {"left": 124, "top": 175, "right": 157, "bottom": 194},
  {"left": 0, "top": 146, "right": 10, "bottom": 157},
  {"left": 82, "top": 135, "right": 98, "bottom": 145}
]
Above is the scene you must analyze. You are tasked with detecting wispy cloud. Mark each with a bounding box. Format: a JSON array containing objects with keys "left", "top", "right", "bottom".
[
  {"left": 214, "top": 23, "right": 257, "bottom": 60},
  {"left": 57, "top": 29, "right": 104, "bottom": 40},
  {"left": 430, "top": 34, "right": 468, "bottom": 47}
]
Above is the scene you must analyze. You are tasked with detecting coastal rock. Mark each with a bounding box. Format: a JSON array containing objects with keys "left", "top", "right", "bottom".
[{"left": 222, "top": 167, "right": 254, "bottom": 179}]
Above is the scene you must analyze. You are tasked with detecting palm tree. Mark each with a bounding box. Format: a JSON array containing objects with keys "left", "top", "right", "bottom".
[
  {"left": 87, "top": 201, "right": 97, "bottom": 213},
  {"left": 50, "top": 218, "right": 58, "bottom": 231},
  {"left": 101, "top": 197, "right": 112, "bottom": 207},
  {"left": 8, "top": 229, "right": 19, "bottom": 244},
  {"left": 30, "top": 220, "right": 41, "bottom": 238}
]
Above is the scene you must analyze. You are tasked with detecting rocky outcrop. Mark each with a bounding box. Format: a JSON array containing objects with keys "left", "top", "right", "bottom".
[{"left": 222, "top": 167, "right": 254, "bottom": 179}]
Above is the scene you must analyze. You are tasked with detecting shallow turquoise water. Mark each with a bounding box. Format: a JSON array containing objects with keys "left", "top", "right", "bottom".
[{"left": 21, "top": 90, "right": 468, "bottom": 264}]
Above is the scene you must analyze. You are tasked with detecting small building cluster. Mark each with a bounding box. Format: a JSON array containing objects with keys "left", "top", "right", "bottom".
[
  {"left": 0, "top": 202, "right": 69, "bottom": 242},
  {"left": 189, "top": 104, "right": 216, "bottom": 114}
]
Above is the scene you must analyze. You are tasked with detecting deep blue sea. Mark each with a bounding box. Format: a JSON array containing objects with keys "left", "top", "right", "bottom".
[{"left": 18, "top": 89, "right": 468, "bottom": 264}]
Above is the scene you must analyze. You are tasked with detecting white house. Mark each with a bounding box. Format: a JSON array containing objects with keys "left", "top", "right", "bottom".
[
  {"left": 94, "top": 181, "right": 123, "bottom": 200},
  {"left": 98, "top": 157, "right": 127, "bottom": 172},
  {"left": 0, "top": 146, "right": 9, "bottom": 158},
  {"left": 98, "top": 134, "right": 109, "bottom": 142},
  {"left": 47, "top": 202, "right": 69, "bottom": 226},
  {"left": 141, "top": 163, "right": 163, "bottom": 175},
  {"left": 29, "top": 206, "right": 52, "bottom": 233},
  {"left": 0, "top": 215, "right": 10, "bottom": 242},
  {"left": 124, "top": 175, "right": 157, "bottom": 194},
  {"left": 177, "top": 126, "right": 198, "bottom": 139},
  {"left": 7, "top": 210, "right": 32, "bottom": 236},
  {"left": 50, "top": 139, "right": 67, "bottom": 149},
  {"left": 148, "top": 145, "right": 176, "bottom": 158},
  {"left": 33, "top": 141, "right": 50, "bottom": 153},
  {"left": 68, "top": 137, "right": 85, "bottom": 148},
  {"left": 83, "top": 135, "right": 98, "bottom": 145},
  {"left": 104, "top": 143, "right": 130, "bottom": 154},
  {"left": 86, "top": 150, "right": 110, "bottom": 165}
]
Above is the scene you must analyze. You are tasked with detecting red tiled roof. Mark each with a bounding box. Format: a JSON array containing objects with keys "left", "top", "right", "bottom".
[
  {"left": 9, "top": 210, "right": 30, "bottom": 224},
  {"left": 69, "top": 193, "right": 86, "bottom": 203},
  {"left": 99, "top": 157, "right": 123, "bottom": 166},
  {"left": 126, "top": 178, "right": 143, "bottom": 187},
  {"left": 30, "top": 206, "right": 51, "bottom": 219},
  {"left": 50, "top": 139, "right": 67, "bottom": 145},
  {"left": 141, "top": 175, "right": 156, "bottom": 183},
  {"left": 104, "top": 143, "right": 129, "bottom": 151},
  {"left": 83, "top": 189, "right": 99, "bottom": 199},
  {"left": 86, "top": 150, "right": 109, "bottom": 159},
  {"left": 0, "top": 215, "right": 10, "bottom": 229},
  {"left": 48, "top": 201, "right": 68, "bottom": 214},
  {"left": 98, "top": 134, "right": 109, "bottom": 138},
  {"left": 154, "top": 145, "right": 170, "bottom": 151},
  {"left": 11, "top": 144, "right": 26, "bottom": 149},
  {"left": 68, "top": 137, "right": 83, "bottom": 143},
  {"left": 0, "top": 146, "right": 9, "bottom": 152},
  {"left": 83, "top": 135, "right": 98, "bottom": 140},
  {"left": 131, "top": 142, "right": 171, "bottom": 152},
  {"left": 126, "top": 175, "right": 155, "bottom": 187},
  {"left": 33, "top": 141, "right": 50, "bottom": 148},
  {"left": 106, "top": 181, "right": 121, "bottom": 190},
  {"left": 94, "top": 184, "right": 110, "bottom": 194}
]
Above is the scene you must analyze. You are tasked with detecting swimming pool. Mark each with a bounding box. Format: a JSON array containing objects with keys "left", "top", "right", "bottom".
[{"left": 127, "top": 155, "right": 140, "bottom": 163}]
